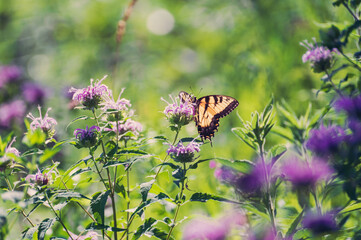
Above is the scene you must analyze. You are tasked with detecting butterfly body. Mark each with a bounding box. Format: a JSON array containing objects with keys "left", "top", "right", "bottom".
[{"left": 179, "top": 91, "right": 239, "bottom": 141}]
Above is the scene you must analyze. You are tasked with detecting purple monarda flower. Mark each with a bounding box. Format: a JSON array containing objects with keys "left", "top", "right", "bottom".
[
  {"left": 0, "top": 65, "right": 21, "bottom": 88},
  {"left": 22, "top": 82, "right": 47, "bottom": 105},
  {"left": 334, "top": 95, "right": 361, "bottom": 120},
  {"left": 26, "top": 168, "right": 51, "bottom": 187},
  {"left": 166, "top": 140, "right": 201, "bottom": 163},
  {"left": 101, "top": 89, "right": 131, "bottom": 112},
  {"left": 162, "top": 94, "right": 195, "bottom": 127},
  {"left": 306, "top": 125, "right": 346, "bottom": 156},
  {"left": 105, "top": 119, "right": 143, "bottom": 138},
  {"left": 0, "top": 100, "right": 26, "bottom": 128},
  {"left": 234, "top": 161, "right": 271, "bottom": 196},
  {"left": 74, "top": 125, "right": 100, "bottom": 148},
  {"left": 303, "top": 212, "right": 338, "bottom": 235},
  {"left": 300, "top": 38, "right": 339, "bottom": 73},
  {"left": 27, "top": 106, "right": 57, "bottom": 137},
  {"left": 69, "top": 75, "right": 110, "bottom": 110},
  {"left": 282, "top": 157, "right": 333, "bottom": 188},
  {"left": 0, "top": 137, "right": 20, "bottom": 171}
]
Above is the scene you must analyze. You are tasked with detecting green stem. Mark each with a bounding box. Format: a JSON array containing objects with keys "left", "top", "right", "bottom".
[
  {"left": 258, "top": 141, "right": 277, "bottom": 235},
  {"left": 4, "top": 175, "right": 35, "bottom": 227},
  {"left": 312, "top": 187, "right": 322, "bottom": 215},
  {"left": 90, "top": 151, "right": 109, "bottom": 191},
  {"left": 45, "top": 191, "right": 74, "bottom": 240},
  {"left": 342, "top": 2, "right": 359, "bottom": 21},
  {"left": 325, "top": 70, "right": 343, "bottom": 97},
  {"left": 341, "top": 52, "right": 361, "bottom": 72},
  {"left": 166, "top": 162, "right": 186, "bottom": 240}
]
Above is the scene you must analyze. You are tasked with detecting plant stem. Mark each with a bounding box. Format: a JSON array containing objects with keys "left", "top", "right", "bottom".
[
  {"left": 166, "top": 162, "right": 186, "bottom": 240},
  {"left": 342, "top": 2, "right": 359, "bottom": 21},
  {"left": 341, "top": 52, "right": 361, "bottom": 72},
  {"left": 258, "top": 141, "right": 277, "bottom": 235},
  {"left": 325, "top": 70, "right": 343, "bottom": 97},
  {"left": 4, "top": 175, "right": 35, "bottom": 227},
  {"left": 90, "top": 151, "right": 109, "bottom": 191},
  {"left": 45, "top": 191, "right": 74, "bottom": 240}
]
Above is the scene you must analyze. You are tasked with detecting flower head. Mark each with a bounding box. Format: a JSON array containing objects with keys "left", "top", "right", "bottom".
[
  {"left": 26, "top": 168, "right": 51, "bottom": 187},
  {"left": 0, "top": 65, "right": 21, "bottom": 88},
  {"left": 104, "top": 119, "right": 143, "bottom": 140},
  {"left": 214, "top": 166, "right": 238, "bottom": 183},
  {"left": 234, "top": 161, "right": 272, "bottom": 196},
  {"left": 303, "top": 212, "right": 338, "bottom": 235},
  {"left": 162, "top": 94, "right": 195, "bottom": 129},
  {"left": 306, "top": 124, "right": 346, "bottom": 156},
  {"left": 334, "top": 95, "right": 361, "bottom": 120},
  {"left": 22, "top": 82, "right": 47, "bottom": 105},
  {"left": 282, "top": 157, "right": 333, "bottom": 188},
  {"left": 74, "top": 125, "right": 100, "bottom": 148},
  {"left": 101, "top": 89, "right": 131, "bottom": 119},
  {"left": 69, "top": 75, "right": 110, "bottom": 110},
  {"left": 68, "top": 231, "right": 99, "bottom": 240},
  {"left": 166, "top": 140, "right": 201, "bottom": 163},
  {"left": 27, "top": 106, "right": 57, "bottom": 138},
  {"left": 0, "top": 137, "right": 20, "bottom": 171},
  {"left": 0, "top": 100, "right": 26, "bottom": 128},
  {"left": 300, "top": 38, "right": 339, "bottom": 73}
]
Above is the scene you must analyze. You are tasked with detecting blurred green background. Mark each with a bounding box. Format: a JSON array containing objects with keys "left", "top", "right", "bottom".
[{"left": 0, "top": 0, "right": 355, "bottom": 238}]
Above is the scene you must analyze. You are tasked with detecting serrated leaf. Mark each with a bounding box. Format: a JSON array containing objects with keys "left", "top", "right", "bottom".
[
  {"left": 140, "top": 180, "right": 155, "bottom": 202},
  {"left": 189, "top": 192, "right": 239, "bottom": 203},
  {"left": 214, "top": 158, "right": 254, "bottom": 174},
  {"left": 90, "top": 191, "right": 111, "bottom": 225},
  {"left": 132, "top": 217, "right": 157, "bottom": 240},
  {"left": 38, "top": 218, "right": 55, "bottom": 240}
]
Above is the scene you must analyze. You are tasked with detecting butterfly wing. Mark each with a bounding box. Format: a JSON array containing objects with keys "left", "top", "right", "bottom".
[{"left": 196, "top": 95, "right": 239, "bottom": 141}]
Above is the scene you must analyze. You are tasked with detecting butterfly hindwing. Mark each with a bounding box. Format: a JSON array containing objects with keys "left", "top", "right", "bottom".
[
  {"left": 179, "top": 91, "right": 239, "bottom": 141},
  {"left": 196, "top": 95, "right": 239, "bottom": 140}
]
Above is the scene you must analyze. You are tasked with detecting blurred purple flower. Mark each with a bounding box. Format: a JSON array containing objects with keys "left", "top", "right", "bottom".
[
  {"left": 101, "top": 88, "right": 131, "bottom": 112},
  {"left": 166, "top": 140, "right": 201, "bottom": 163},
  {"left": 22, "top": 82, "right": 47, "bottom": 105},
  {"left": 214, "top": 166, "right": 238, "bottom": 183},
  {"left": 0, "top": 65, "right": 21, "bottom": 88},
  {"left": 347, "top": 120, "right": 361, "bottom": 144},
  {"left": 105, "top": 119, "right": 143, "bottom": 138},
  {"left": 306, "top": 125, "right": 346, "bottom": 156},
  {"left": 27, "top": 106, "right": 57, "bottom": 137},
  {"left": 303, "top": 212, "right": 338, "bottom": 235},
  {"left": 183, "top": 211, "right": 245, "bottom": 240},
  {"left": 162, "top": 94, "right": 195, "bottom": 127},
  {"left": 74, "top": 125, "right": 100, "bottom": 148},
  {"left": 234, "top": 161, "right": 272, "bottom": 196},
  {"left": 26, "top": 168, "right": 51, "bottom": 187},
  {"left": 300, "top": 38, "right": 339, "bottom": 73},
  {"left": 334, "top": 95, "right": 361, "bottom": 120},
  {"left": 69, "top": 75, "right": 110, "bottom": 110},
  {"left": 0, "top": 137, "right": 20, "bottom": 171},
  {"left": 282, "top": 157, "right": 333, "bottom": 188},
  {"left": 0, "top": 100, "right": 26, "bottom": 128},
  {"left": 68, "top": 231, "right": 99, "bottom": 240}
]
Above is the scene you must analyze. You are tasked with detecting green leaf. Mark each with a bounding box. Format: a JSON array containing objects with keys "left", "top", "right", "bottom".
[
  {"left": 55, "top": 191, "right": 90, "bottom": 199},
  {"left": 140, "top": 180, "right": 155, "bottom": 202},
  {"left": 70, "top": 167, "right": 92, "bottom": 177},
  {"left": 332, "top": 0, "right": 345, "bottom": 6},
  {"left": 129, "top": 193, "right": 170, "bottom": 221},
  {"left": 38, "top": 218, "right": 55, "bottom": 240},
  {"left": 339, "top": 202, "right": 361, "bottom": 214},
  {"left": 0, "top": 215, "right": 8, "bottom": 240},
  {"left": 90, "top": 191, "right": 111, "bottom": 225},
  {"left": 269, "top": 145, "right": 287, "bottom": 165},
  {"left": 286, "top": 210, "right": 304, "bottom": 238},
  {"left": 132, "top": 217, "right": 157, "bottom": 240},
  {"left": 22, "top": 226, "right": 37, "bottom": 239},
  {"left": 189, "top": 192, "right": 239, "bottom": 203},
  {"left": 86, "top": 222, "right": 125, "bottom": 232},
  {"left": 214, "top": 158, "right": 254, "bottom": 174},
  {"left": 147, "top": 227, "right": 170, "bottom": 240},
  {"left": 189, "top": 158, "right": 212, "bottom": 169},
  {"left": 231, "top": 127, "right": 257, "bottom": 150}
]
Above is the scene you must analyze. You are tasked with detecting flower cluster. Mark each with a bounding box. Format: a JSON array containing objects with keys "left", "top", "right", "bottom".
[
  {"left": 162, "top": 94, "right": 195, "bottom": 129},
  {"left": 335, "top": 95, "right": 361, "bottom": 120},
  {"left": 0, "top": 65, "right": 21, "bottom": 88},
  {"left": 306, "top": 124, "right": 346, "bottom": 156},
  {"left": 300, "top": 38, "right": 339, "bottom": 73},
  {"left": 26, "top": 168, "right": 51, "bottom": 187},
  {"left": 105, "top": 119, "right": 143, "bottom": 138},
  {"left": 0, "top": 137, "right": 20, "bottom": 171},
  {"left": 69, "top": 75, "right": 110, "bottom": 110},
  {"left": 166, "top": 140, "right": 201, "bottom": 163},
  {"left": 74, "top": 125, "right": 100, "bottom": 148},
  {"left": 101, "top": 89, "right": 131, "bottom": 120},
  {"left": 281, "top": 157, "right": 333, "bottom": 188},
  {"left": 302, "top": 212, "right": 338, "bottom": 235},
  {"left": 27, "top": 106, "right": 57, "bottom": 138},
  {"left": 0, "top": 100, "right": 26, "bottom": 128}
]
